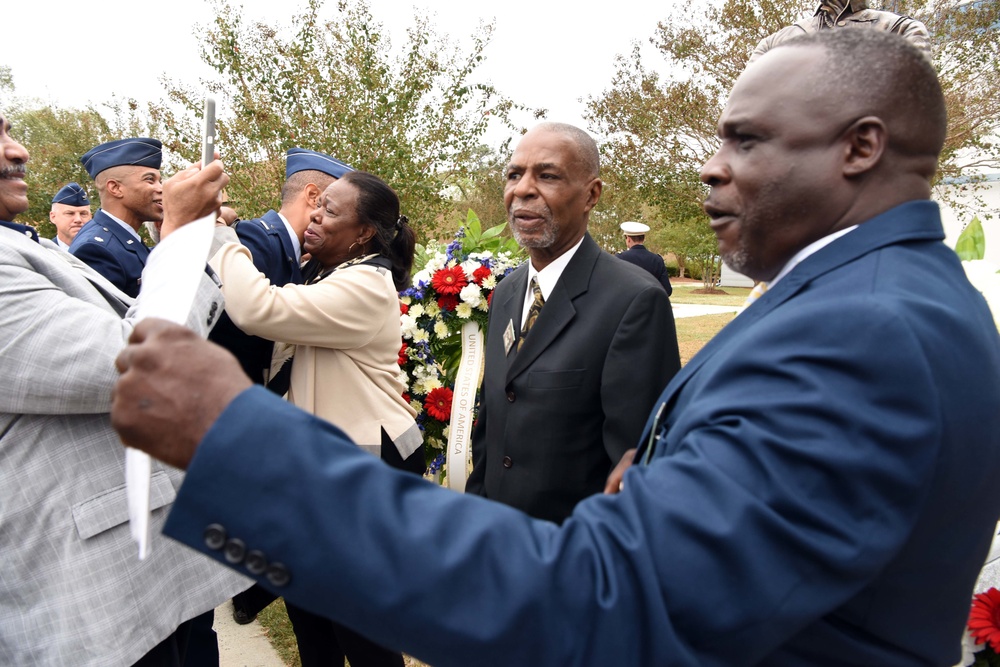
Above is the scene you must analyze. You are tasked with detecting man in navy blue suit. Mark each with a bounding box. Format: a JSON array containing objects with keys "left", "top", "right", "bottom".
[
  {"left": 70, "top": 138, "right": 162, "bottom": 298},
  {"left": 616, "top": 220, "right": 672, "bottom": 295},
  {"left": 112, "top": 30, "right": 1000, "bottom": 666}
]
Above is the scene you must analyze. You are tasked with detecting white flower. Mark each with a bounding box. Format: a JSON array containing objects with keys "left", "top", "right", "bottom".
[
  {"left": 410, "top": 400, "right": 423, "bottom": 412},
  {"left": 477, "top": 300, "right": 489, "bottom": 312},
  {"left": 459, "top": 283, "right": 483, "bottom": 308},
  {"left": 412, "top": 328, "right": 429, "bottom": 343},
  {"left": 963, "top": 259, "right": 1000, "bottom": 329},
  {"left": 481, "top": 274, "right": 497, "bottom": 290},
  {"left": 400, "top": 314, "right": 418, "bottom": 338},
  {"left": 426, "top": 301, "right": 441, "bottom": 317},
  {"left": 434, "top": 321, "right": 450, "bottom": 338},
  {"left": 456, "top": 303, "right": 473, "bottom": 319},
  {"left": 416, "top": 376, "right": 443, "bottom": 394},
  {"left": 400, "top": 296, "right": 412, "bottom": 306},
  {"left": 409, "top": 303, "right": 425, "bottom": 318},
  {"left": 422, "top": 252, "right": 447, "bottom": 274},
  {"left": 411, "top": 269, "right": 431, "bottom": 287},
  {"left": 461, "top": 259, "right": 480, "bottom": 277}
]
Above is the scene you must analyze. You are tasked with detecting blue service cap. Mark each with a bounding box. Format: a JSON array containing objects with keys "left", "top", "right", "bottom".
[
  {"left": 286, "top": 148, "right": 354, "bottom": 180},
  {"left": 52, "top": 182, "right": 90, "bottom": 207},
  {"left": 81, "top": 138, "right": 162, "bottom": 179}
]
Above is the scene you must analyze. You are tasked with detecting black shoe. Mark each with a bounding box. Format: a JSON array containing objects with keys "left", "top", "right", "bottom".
[{"left": 233, "top": 608, "right": 257, "bottom": 625}]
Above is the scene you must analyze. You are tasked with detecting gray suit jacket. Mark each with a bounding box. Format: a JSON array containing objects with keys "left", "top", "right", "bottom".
[
  {"left": 466, "top": 234, "right": 681, "bottom": 523},
  {"left": 0, "top": 228, "right": 250, "bottom": 666}
]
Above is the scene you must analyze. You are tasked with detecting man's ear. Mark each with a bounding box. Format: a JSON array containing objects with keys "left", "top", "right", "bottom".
[
  {"left": 105, "top": 178, "right": 125, "bottom": 200},
  {"left": 583, "top": 178, "right": 603, "bottom": 213},
  {"left": 842, "top": 116, "right": 887, "bottom": 177},
  {"left": 305, "top": 183, "right": 323, "bottom": 208}
]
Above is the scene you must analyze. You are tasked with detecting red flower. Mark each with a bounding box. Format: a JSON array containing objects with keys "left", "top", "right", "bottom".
[
  {"left": 398, "top": 342, "right": 408, "bottom": 366},
  {"left": 402, "top": 392, "right": 410, "bottom": 403},
  {"left": 472, "top": 265, "right": 491, "bottom": 285},
  {"left": 970, "top": 588, "right": 1000, "bottom": 652},
  {"left": 399, "top": 301, "right": 409, "bottom": 315},
  {"left": 424, "top": 387, "right": 453, "bottom": 422},
  {"left": 487, "top": 291, "right": 494, "bottom": 306},
  {"left": 432, "top": 265, "right": 468, "bottom": 295},
  {"left": 437, "top": 294, "right": 459, "bottom": 311}
]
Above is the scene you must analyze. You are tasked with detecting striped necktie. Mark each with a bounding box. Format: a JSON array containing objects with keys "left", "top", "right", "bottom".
[
  {"left": 518, "top": 277, "right": 545, "bottom": 351},
  {"left": 744, "top": 281, "right": 769, "bottom": 306}
]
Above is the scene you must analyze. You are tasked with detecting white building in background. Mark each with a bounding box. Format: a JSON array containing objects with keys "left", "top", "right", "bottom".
[
  {"left": 936, "top": 173, "right": 1000, "bottom": 263},
  {"left": 718, "top": 172, "right": 1000, "bottom": 288}
]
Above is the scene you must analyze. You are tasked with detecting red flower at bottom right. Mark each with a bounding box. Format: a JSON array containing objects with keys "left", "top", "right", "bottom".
[{"left": 969, "top": 587, "right": 1000, "bottom": 653}]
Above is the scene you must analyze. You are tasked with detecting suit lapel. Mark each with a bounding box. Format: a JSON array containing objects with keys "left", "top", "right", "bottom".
[
  {"left": 500, "top": 265, "right": 529, "bottom": 376},
  {"left": 506, "top": 235, "right": 598, "bottom": 382}
]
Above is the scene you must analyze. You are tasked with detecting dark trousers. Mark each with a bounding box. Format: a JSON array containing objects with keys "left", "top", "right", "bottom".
[
  {"left": 232, "top": 583, "right": 278, "bottom": 621},
  {"left": 132, "top": 610, "right": 216, "bottom": 667},
  {"left": 287, "top": 430, "right": 424, "bottom": 666}
]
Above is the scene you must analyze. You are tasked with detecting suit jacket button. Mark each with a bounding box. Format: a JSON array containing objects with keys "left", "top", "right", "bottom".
[
  {"left": 245, "top": 550, "right": 268, "bottom": 575},
  {"left": 506, "top": 391, "right": 516, "bottom": 403},
  {"left": 266, "top": 562, "right": 291, "bottom": 587},
  {"left": 204, "top": 524, "right": 227, "bottom": 551},
  {"left": 224, "top": 538, "right": 247, "bottom": 564},
  {"left": 502, "top": 456, "right": 513, "bottom": 468}
]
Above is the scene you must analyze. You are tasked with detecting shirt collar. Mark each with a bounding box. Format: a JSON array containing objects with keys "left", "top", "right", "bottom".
[
  {"left": 769, "top": 225, "right": 858, "bottom": 289},
  {"left": 525, "top": 235, "right": 586, "bottom": 302},
  {"left": 102, "top": 210, "right": 143, "bottom": 243},
  {"left": 277, "top": 212, "right": 302, "bottom": 261}
]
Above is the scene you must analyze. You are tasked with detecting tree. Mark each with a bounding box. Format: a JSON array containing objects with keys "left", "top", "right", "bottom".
[
  {"left": 152, "top": 0, "right": 532, "bottom": 242},
  {"left": 586, "top": 0, "right": 1000, "bottom": 284},
  {"left": 4, "top": 106, "right": 111, "bottom": 235}
]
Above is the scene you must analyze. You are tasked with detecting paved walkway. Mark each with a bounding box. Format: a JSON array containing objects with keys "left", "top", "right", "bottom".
[{"left": 215, "top": 600, "right": 286, "bottom": 667}]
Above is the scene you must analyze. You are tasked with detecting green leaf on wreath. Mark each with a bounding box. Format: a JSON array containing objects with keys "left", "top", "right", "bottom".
[
  {"left": 956, "top": 216, "right": 986, "bottom": 261},
  {"left": 480, "top": 222, "right": 506, "bottom": 242}
]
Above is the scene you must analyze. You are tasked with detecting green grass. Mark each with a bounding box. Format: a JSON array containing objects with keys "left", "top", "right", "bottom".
[
  {"left": 258, "top": 600, "right": 430, "bottom": 666},
  {"left": 258, "top": 311, "right": 736, "bottom": 664},
  {"left": 257, "top": 599, "right": 301, "bottom": 666},
  {"left": 672, "top": 283, "right": 752, "bottom": 307}
]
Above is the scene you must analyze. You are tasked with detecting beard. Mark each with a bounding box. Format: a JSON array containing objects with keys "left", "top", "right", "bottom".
[{"left": 509, "top": 212, "right": 559, "bottom": 249}]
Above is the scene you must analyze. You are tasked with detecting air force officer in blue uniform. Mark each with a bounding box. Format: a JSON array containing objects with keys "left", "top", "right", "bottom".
[
  {"left": 208, "top": 148, "right": 354, "bottom": 391},
  {"left": 49, "top": 182, "right": 92, "bottom": 250},
  {"left": 70, "top": 138, "right": 162, "bottom": 298},
  {"left": 112, "top": 31, "right": 1000, "bottom": 667}
]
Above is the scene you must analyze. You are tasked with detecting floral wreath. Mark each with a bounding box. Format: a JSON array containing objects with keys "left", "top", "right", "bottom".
[{"left": 398, "top": 210, "right": 524, "bottom": 477}]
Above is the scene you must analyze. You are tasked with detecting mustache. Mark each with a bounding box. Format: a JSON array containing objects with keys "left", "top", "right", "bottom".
[{"left": 0, "top": 164, "right": 26, "bottom": 178}]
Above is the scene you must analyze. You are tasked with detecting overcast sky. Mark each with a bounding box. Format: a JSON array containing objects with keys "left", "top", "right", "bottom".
[{"left": 4, "top": 0, "right": 680, "bottom": 146}]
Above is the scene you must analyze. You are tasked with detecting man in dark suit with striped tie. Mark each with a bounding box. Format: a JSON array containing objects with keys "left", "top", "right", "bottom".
[{"left": 465, "top": 122, "right": 681, "bottom": 524}]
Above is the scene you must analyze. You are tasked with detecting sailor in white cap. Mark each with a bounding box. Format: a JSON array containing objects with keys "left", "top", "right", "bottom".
[{"left": 616, "top": 221, "right": 672, "bottom": 295}]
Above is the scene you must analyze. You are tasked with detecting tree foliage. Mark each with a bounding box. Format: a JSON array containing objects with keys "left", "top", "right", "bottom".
[
  {"left": 152, "top": 0, "right": 531, "bottom": 242},
  {"left": 586, "top": 0, "right": 1000, "bottom": 281}
]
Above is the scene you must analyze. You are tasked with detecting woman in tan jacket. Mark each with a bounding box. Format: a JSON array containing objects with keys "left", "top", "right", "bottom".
[{"left": 209, "top": 170, "right": 422, "bottom": 667}]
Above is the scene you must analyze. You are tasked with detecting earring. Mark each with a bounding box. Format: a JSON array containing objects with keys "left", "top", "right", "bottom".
[{"left": 348, "top": 241, "right": 359, "bottom": 254}]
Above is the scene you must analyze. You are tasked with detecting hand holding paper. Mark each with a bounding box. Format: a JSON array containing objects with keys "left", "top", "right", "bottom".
[{"left": 125, "top": 112, "right": 227, "bottom": 558}]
